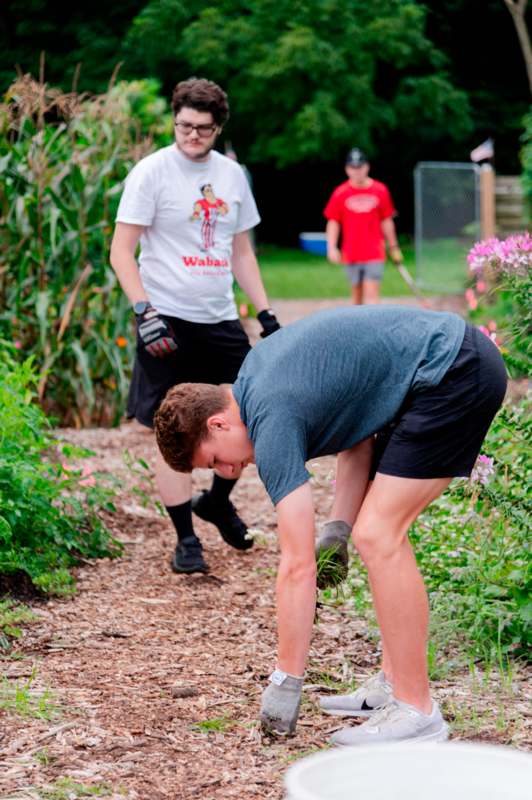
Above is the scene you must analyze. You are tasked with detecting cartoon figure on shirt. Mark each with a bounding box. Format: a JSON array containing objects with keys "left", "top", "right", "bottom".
[{"left": 190, "top": 184, "right": 229, "bottom": 250}]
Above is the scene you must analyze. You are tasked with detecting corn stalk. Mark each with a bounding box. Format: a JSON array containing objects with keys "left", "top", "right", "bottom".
[{"left": 0, "top": 75, "right": 169, "bottom": 425}]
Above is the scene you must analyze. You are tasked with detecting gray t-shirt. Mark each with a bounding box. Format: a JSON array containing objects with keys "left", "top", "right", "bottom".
[{"left": 233, "top": 306, "right": 466, "bottom": 506}]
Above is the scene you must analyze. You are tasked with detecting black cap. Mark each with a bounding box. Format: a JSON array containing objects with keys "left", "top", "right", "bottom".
[{"left": 345, "top": 148, "right": 368, "bottom": 167}]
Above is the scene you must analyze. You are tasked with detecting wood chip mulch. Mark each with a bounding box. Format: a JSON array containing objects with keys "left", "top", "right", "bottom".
[{"left": 1, "top": 299, "right": 530, "bottom": 799}]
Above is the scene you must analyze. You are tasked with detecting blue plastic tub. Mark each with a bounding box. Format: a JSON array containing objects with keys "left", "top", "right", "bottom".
[{"left": 299, "top": 232, "right": 327, "bottom": 257}]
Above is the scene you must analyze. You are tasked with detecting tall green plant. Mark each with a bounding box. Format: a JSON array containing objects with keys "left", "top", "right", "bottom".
[
  {"left": 0, "top": 75, "right": 170, "bottom": 425},
  {"left": 0, "top": 346, "right": 121, "bottom": 594}
]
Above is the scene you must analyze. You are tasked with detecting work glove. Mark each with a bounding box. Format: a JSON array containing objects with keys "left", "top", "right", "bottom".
[
  {"left": 389, "top": 245, "right": 403, "bottom": 265},
  {"left": 136, "top": 305, "right": 178, "bottom": 358},
  {"left": 260, "top": 669, "right": 304, "bottom": 735},
  {"left": 315, "top": 520, "right": 351, "bottom": 589},
  {"left": 257, "top": 309, "right": 281, "bottom": 338}
]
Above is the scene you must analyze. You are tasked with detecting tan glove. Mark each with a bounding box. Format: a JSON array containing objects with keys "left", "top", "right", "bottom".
[{"left": 389, "top": 245, "right": 403, "bottom": 265}]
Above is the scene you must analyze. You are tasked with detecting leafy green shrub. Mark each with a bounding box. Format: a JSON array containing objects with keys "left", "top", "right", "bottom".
[
  {"left": 0, "top": 75, "right": 170, "bottom": 425},
  {"left": 0, "top": 346, "right": 121, "bottom": 595},
  {"left": 521, "top": 108, "right": 532, "bottom": 213}
]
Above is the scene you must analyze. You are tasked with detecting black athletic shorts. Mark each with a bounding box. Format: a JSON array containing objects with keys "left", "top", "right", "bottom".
[
  {"left": 127, "top": 315, "right": 251, "bottom": 428},
  {"left": 370, "top": 324, "right": 508, "bottom": 480}
]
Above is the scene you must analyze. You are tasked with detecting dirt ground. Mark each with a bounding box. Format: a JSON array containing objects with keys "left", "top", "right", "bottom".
[{"left": 1, "top": 297, "right": 531, "bottom": 800}]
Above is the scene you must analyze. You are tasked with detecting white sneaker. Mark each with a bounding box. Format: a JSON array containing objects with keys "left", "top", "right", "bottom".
[
  {"left": 330, "top": 698, "right": 449, "bottom": 746},
  {"left": 319, "top": 671, "right": 393, "bottom": 718}
]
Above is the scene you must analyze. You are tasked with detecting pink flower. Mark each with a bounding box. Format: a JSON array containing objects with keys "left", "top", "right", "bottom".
[
  {"left": 468, "top": 233, "right": 532, "bottom": 277},
  {"left": 476, "top": 280, "right": 487, "bottom": 293},
  {"left": 470, "top": 454, "right": 495, "bottom": 485},
  {"left": 79, "top": 465, "right": 96, "bottom": 488},
  {"left": 464, "top": 288, "right": 478, "bottom": 310},
  {"left": 477, "top": 325, "right": 500, "bottom": 348},
  {"left": 14, "top": 341, "right": 22, "bottom": 349},
  {"left": 61, "top": 462, "right": 96, "bottom": 488}
]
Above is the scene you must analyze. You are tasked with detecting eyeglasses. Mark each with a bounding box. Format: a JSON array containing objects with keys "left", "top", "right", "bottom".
[{"left": 174, "top": 121, "right": 218, "bottom": 137}]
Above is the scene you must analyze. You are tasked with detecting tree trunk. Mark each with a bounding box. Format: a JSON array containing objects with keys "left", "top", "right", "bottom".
[{"left": 504, "top": 0, "right": 532, "bottom": 96}]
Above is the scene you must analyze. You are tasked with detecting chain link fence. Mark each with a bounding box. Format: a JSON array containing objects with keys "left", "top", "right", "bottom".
[{"left": 414, "top": 162, "right": 480, "bottom": 293}]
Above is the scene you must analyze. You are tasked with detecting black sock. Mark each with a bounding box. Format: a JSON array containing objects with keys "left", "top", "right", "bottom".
[
  {"left": 208, "top": 475, "right": 237, "bottom": 504},
  {"left": 166, "top": 501, "right": 197, "bottom": 543}
]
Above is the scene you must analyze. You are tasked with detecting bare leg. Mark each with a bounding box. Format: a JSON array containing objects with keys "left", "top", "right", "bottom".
[
  {"left": 155, "top": 444, "right": 192, "bottom": 506},
  {"left": 351, "top": 283, "right": 363, "bottom": 305},
  {"left": 361, "top": 279, "right": 380, "bottom": 304},
  {"left": 330, "top": 441, "right": 393, "bottom": 678},
  {"left": 352, "top": 473, "right": 452, "bottom": 712}
]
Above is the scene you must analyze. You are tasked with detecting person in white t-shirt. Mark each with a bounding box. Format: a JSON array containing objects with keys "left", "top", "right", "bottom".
[{"left": 110, "top": 77, "right": 280, "bottom": 575}]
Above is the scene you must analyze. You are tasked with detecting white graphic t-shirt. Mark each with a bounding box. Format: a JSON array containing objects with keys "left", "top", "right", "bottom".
[{"left": 116, "top": 146, "right": 260, "bottom": 322}]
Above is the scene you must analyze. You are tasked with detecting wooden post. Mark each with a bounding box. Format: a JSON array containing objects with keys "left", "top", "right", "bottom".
[{"left": 480, "top": 164, "right": 496, "bottom": 239}]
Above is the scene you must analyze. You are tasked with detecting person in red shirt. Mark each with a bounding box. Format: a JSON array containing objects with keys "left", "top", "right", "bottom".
[{"left": 324, "top": 148, "right": 402, "bottom": 304}]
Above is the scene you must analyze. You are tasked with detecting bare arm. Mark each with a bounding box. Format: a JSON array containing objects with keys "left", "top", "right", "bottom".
[
  {"left": 326, "top": 219, "right": 342, "bottom": 264},
  {"left": 275, "top": 482, "right": 317, "bottom": 676},
  {"left": 109, "top": 222, "right": 148, "bottom": 304},
  {"left": 381, "top": 217, "right": 402, "bottom": 262},
  {"left": 231, "top": 230, "right": 271, "bottom": 313},
  {"left": 330, "top": 437, "right": 374, "bottom": 524}
]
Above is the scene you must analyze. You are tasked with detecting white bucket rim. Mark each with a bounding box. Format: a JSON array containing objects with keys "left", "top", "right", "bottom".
[{"left": 284, "top": 741, "right": 532, "bottom": 800}]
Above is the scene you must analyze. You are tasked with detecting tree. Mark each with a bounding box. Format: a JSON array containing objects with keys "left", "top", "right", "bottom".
[
  {"left": 503, "top": 0, "right": 532, "bottom": 95},
  {"left": 122, "top": 0, "right": 473, "bottom": 166},
  {"left": 0, "top": 0, "right": 145, "bottom": 92}
]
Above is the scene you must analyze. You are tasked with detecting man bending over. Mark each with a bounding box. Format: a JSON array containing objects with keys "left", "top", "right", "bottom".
[{"left": 154, "top": 306, "right": 506, "bottom": 745}]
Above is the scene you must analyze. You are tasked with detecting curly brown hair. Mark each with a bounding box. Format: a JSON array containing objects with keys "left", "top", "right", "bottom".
[
  {"left": 154, "top": 383, "right": 230, "bottom": 473},
  {"left": 171, "top": 78, "right": 230, "bottom": 127}
]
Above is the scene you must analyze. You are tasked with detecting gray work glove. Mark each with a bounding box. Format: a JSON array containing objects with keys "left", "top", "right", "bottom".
[
  {"left": 315, "top": 520, "right": 351, "bottom": 589},
  {"left": 260, "top": 669, "right": 304, "bottom": 736}
]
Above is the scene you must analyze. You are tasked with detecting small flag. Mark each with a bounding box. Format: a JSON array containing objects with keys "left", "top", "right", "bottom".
[{"left": 470, "top": 138, "right": 494, "bottom": 162}]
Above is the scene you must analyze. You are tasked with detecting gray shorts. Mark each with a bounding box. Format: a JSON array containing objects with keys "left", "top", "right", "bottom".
[{"left": 345, "top": 261, "right": 384, "bottom": 285}]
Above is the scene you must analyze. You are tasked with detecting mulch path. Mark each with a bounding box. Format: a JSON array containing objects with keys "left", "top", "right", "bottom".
[{"left": 1, "top": 297, "right": 530, "bottom": 799}]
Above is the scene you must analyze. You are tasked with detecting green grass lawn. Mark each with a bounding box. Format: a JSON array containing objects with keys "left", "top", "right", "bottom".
[
  {"left": 246, "top": 240, "right": 468, "bottom": 300},
  {"left": 415, "top": 238, "right": 473, "bottom": 293}
]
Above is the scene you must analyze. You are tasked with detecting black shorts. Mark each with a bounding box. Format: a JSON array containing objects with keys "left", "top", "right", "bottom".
[
  {"left": 370, "top": 324, "right": 508, "bottom": 480},
  {"left": 127, "top": 316, "right": 251, "bottom": 428}
]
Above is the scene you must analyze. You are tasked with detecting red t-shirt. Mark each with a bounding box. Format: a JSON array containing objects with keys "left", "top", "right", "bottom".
[{"left": 323, "top": 179, "right": 395, "bottom": 263}]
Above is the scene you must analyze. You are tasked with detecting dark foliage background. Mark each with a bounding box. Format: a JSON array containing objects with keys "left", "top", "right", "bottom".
[{"left": 1, "top": 0, "right": 529, "bottom": 242}]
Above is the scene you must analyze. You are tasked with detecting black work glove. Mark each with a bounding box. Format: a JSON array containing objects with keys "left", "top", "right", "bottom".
[
  {"left": 136, "top": 305, "right": 178, "bottom": 358},
  {"left": 257, "top": 309, "right": 281, "bottom": 338}
]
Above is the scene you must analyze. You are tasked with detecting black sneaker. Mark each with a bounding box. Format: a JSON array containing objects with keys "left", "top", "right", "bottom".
[
  {"left": 171, "top": 537, "right": 209, "bottom": 574},
  {"left": 191, "top": 490, "right": 253, "bottom": 551}
]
